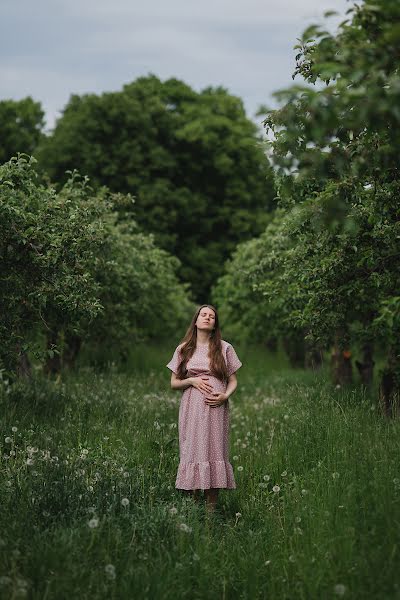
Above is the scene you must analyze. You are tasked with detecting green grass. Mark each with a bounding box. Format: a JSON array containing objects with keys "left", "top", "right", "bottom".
[{"left": 1, "top": 344, "right": 399, "bottom": 599}]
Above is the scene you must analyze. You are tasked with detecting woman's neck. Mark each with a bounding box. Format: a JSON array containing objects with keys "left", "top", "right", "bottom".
[{"left": 196, "top": 332, "right": 211, "bottom": 345}]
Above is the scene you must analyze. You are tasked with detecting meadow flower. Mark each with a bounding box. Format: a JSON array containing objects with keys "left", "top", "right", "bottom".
[
  {"left": 232, "top": 456, "right": 239, "bottom": 461},
  {"left": 273, "top": 485, "right": 280, "bottom": 493},
  {"left": 284, "top": 414, "right": 289, "bottom": 420},
  {"left": 264, "top": 560, "right": 271, "bottom": 566},
  {"left": 105, "top": 564, "right": 116, "bottom": 580},
  {"left": 121, "top": 498, "right": 130, "bottom": 507},
  {"left": 169, "top": 507, "right": 178, "bottom": 515},
  {"left": 81, "top": 448, "right": 89, "bottom": 456},
  {"left": 281, "top": 470, "right": 288, "bottom": 477},
  {"left": 11, "top": 426, "right": 18, "bottom": 432},
  {"left": 263, "top": 475, "right": 270, "bottom": 481},
  {"left": 237, "top": 466, "right": 243, "bottom": 472},
  {"left": 4, "top": 437, "right": 12, "bottom": 444},
  {"left": 301, "top": 489, "right": 308, "bottom": 495},
  {"left": 88, "top": 517, "right": 99, "bottom": 528},
  {"left": 332, "top": 472, "right": 340, "bottom": 480},
  {"left": 334, "top": 583, "right": 346, "bottom": 596},
  {"left": 235, "top": 512, "right": 242, "bottom": 518},
  {"left": 178, "top": 523, "right": 192, "bottom": 533},
  {"left": 26, "top": 458, "right": 34, "bottom": 466}
]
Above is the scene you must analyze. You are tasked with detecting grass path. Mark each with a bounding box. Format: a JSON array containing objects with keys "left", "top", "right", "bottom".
[{"left": 1, "top": 345, "right": 399, "bottom": 598}]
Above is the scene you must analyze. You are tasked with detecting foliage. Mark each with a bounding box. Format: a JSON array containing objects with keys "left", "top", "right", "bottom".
[
  {"left": 0, "top": 97, "right": 45, "bottom": 164},
  {"left": 0, "top": 155, "right": 193, "bottom": 375},
  {"left": 36, "top": 75, "right": 276, "bottom": 300}
]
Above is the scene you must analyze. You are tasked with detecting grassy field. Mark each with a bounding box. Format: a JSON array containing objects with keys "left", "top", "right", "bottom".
[{"left": 1, "top": 343, "right": 399, "bottom": 599}]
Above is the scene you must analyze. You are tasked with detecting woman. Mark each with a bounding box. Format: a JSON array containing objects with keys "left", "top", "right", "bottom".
[{"left": 166, "top": 304, "right": 242, "bottom": 513}]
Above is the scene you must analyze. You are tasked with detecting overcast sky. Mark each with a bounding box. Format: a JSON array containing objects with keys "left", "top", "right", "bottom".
[{"left": 1, "top": 0, "right": 353, "bottom": 133}]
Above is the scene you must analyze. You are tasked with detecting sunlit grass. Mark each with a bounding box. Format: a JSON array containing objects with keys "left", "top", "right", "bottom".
[{"left": 1, "top": 344, "right": 399, "bottom": 599}]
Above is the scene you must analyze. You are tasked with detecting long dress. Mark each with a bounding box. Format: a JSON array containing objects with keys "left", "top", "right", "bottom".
[{"left": 166, "top": 339, "right": 242, "bottom": 490}]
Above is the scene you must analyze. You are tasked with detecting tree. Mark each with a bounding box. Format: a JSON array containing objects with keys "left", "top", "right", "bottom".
[
  {"left": 37, "top": 75, "right": 276, "bottom": 300},
  {"left": 0, "top": 97, "right": 45, "bottom": 163}
]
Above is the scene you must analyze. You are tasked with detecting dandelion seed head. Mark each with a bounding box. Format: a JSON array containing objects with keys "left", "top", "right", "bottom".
[
  {"left": 334, "top": 583, "right": 346, "bottom": 596},
  {"left": 88, "top": 517, "right": 99, "bottom": 529},
  {"left": 273, "top": 485, "right": 280, "bottom": 493},
  {"left": 104, "top": 564, "right": 116, "bottom": 580},
  {"left": 237, "top": 466, "right": 243, "bottom": 472},
  {"left": 121, "top": 498, "right": 129, "bottom": 507}
]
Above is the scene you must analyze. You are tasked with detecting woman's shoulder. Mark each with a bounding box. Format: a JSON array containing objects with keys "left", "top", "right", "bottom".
[{"left": 220, "top": 339, "right": 233, "bottom": 350}]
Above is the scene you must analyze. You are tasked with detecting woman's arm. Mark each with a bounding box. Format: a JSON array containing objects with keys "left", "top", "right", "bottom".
[
  {"left": 170, "top": 373, "right": 193, "bottom": 391},
  {"left": 225, "top": 373, "right": 238, "bottom": 398}
]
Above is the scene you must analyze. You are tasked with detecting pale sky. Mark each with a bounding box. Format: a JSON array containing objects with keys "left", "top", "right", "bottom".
[{"left": 1, "top": 0, "right": 353, "bottom": 133}]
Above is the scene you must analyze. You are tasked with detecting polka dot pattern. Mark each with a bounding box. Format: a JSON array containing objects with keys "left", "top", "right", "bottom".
[{"left": 166, "top": 340, "right": 242, "bottom": 490}]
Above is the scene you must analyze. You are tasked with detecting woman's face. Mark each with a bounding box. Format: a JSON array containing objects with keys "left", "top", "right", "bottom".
[{"left": 195, "top": 306, "right": 216, "bottom": 333}]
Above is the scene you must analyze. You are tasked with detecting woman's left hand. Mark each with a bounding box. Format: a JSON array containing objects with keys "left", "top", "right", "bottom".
[{"left": 204, "top": 392, "right": 228, "bottom": 407}]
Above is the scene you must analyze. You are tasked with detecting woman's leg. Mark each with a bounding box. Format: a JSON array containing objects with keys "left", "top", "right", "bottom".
[
  {"left": 186, "top": 489, "right": 202, "bottom": 502},
  {"left": 204, "top": 488, "right": 219, "bottom": 511}
]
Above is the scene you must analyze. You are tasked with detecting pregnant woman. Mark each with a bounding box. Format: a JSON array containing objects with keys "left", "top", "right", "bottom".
[{"left": 166, "top": 304, "right": 242, "bottom": 513}]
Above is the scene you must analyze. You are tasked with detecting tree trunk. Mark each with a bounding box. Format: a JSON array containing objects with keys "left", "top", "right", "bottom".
[
  {"left": 304, "top": 338, "right": 324, "bottom": 370},
  {"left": 355, "top": 341, "right": 375, "bottom": 386},
  {"left": 265, "top": 336, "right": 278, "bottom": 353},
  {"left": 43, "top": 329, "right": 61, "bottom": 375},
  {"left": 282, "top": 334, "right": 306, "bottom": 368},
  {"left": 62, "top": 333, "right": 82, "bottom": 370},
  {"left": 15, "top": 341, "right": 32, "bottom": 379},
  {"left": 379, "top": 347, "right": 400, "bottom": 418},
  {"left": 330, "top": 330, "right": 352, "bottom": 385}
]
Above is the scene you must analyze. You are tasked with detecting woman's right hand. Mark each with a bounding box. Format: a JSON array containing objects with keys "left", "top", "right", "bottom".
[{"left": 190, "top": 376, "right": 214, "bottom": 395}]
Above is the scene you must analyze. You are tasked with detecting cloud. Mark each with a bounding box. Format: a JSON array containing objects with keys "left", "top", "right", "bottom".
[{"left": 0, "top": 0, "right": 351, "bottom": 130}]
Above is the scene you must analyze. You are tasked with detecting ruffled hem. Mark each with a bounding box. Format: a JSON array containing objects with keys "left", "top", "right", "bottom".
[{"left": 175, "top": 460, "right": 236, "bottom": 490}]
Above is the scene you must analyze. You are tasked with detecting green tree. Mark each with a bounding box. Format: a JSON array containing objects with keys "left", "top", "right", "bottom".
[
  {"left": 0, "top": 97, "right": 45, "bottom": 163},
  {"left": 0, "top": 154, "right": 193, "bottom": 378},
  {"left": 37, "top": 75, "right": 276, "bottom": 301}
]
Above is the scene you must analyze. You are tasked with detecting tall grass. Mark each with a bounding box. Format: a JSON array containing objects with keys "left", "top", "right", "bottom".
[{"left": 0, "top": 344, "right": 399, "bottom": 599}]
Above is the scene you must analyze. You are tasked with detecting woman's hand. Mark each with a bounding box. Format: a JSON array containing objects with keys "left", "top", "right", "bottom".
[
  {"left": 204, "top": 392, "right": 229, "bottom": 407},
  {"left": 190, "top": 376, "right": 214, "bottom": 396}
]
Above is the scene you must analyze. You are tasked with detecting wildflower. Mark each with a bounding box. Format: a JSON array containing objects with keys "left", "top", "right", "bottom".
[
  {"left": 272, "top": 485, "right": 280, "bottom": 493},
  {"left": 26, "top": 458, "right": 34, "bottom": 466},
  {"left": 232, "top": 456, "right": 239, "bottom": 461},
  {"left": 169, "top": 507, "right": 178, "bottom": 515},
  {"left": 332, "top": 472, "right": 340, "bottom": 480},
  {"left": 11, "top": 426, "right": 18, "bottom": 432},
  {"left": 123, "top": 472, "right": 129, "bottom": 478},
  {"left": 263, "top": 475, "right": 270, "bottom": 481},
  {"left": 178, "top": 523, "right": 192, "bottom": 533},
  {"left": 235, "top": 512, "right": 242, "bottom": 518},
  {"left": 4, "top": 437, "right": 12, "bottom": 444},
  {"left": 105, "top": 564, "right": 116, "bottom": 580},
  {"left": 121, "top": 498, "right": 129, "bottom": 507},
  {"left": 281, "top": 470, "right": 288, "bottom": 477},
  {"left": 283, "top": 414, "right": 289, "bottom": 420},
  {"left": 88, "top": 517, "right": 99, "bottom": 529},
  {"left": 237, "top": 466, "right": 243, "bottom": 472},
  {"left": 81, "top": 449, "right": 89, "bottom": 456},
  {"left": 295, "top": 516, "right": 301, "bottom": 523},
  {"left": 264, "top": 560, "right": 271, "bottom": 566},
  {"left": 301, "top": 489, "right": 308, "bottom": 495},
  {"left": 334, "top": 584, "right": 346, "bottom": 596}
]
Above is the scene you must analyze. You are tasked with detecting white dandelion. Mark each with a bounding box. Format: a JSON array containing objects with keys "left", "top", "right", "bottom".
[
  {"left": 121, "top": 498, "right": 130, "bottom": 507},
  {"left": 272, "top": 485, "right": 280, "bottom": 493},
  {"left": 88, "top": 517, "right": 99, "bottom": 529}
]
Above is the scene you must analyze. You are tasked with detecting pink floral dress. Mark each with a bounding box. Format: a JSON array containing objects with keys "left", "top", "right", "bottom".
[{"left": 166, "top": 340, "right": 242, "bottom": 490}]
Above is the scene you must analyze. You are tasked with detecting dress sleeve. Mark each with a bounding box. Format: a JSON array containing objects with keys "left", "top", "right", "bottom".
[
  {"left": 226, "top": 344, "right": 242, "bottom": 377},
  {"left": 166, "top": 345, "right": 182, "bottom": 375}
]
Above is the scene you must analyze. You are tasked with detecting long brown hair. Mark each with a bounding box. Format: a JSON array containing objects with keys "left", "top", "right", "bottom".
[{"left": 176, "top": 304, "right": 229, "bottom": 382}]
